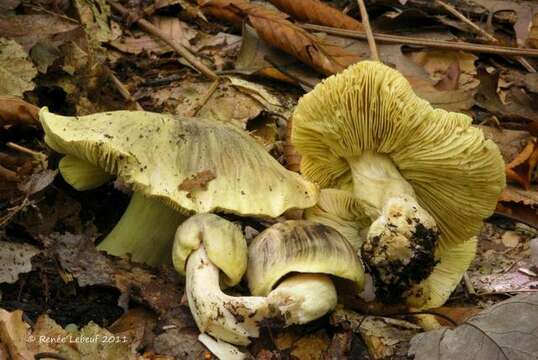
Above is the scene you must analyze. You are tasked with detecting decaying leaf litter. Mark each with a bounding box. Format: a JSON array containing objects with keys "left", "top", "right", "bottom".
[{"left": 1, "top": 0, "right": 538, "bottom": 359}]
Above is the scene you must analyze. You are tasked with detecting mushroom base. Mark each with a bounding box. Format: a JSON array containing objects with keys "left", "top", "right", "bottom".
[
  {"left": 97, "top": 192, "right": 185, "bottom": 266},
  {"left": 362, "top": 222, "right": 439, "bottom": 304}
]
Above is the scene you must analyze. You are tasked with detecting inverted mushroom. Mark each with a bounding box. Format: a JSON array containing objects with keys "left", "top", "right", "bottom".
[
  {"left": 247, "top": 220, "right": 364, "bottom": 325},
  {"left": 292, "top": 61, "right": 505, "bottom": 307},
  {"left": 40, "top": 108, "right": 318, "bottom": 265}
]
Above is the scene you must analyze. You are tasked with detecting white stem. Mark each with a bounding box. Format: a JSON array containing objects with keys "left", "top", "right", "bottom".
[
  {"left": 347, "top": 151, "right": 439, "bottom": 301},
  {"left": 267, "top": 273, "right": 337, "bottom": 326},
  {"left": 186, "top": 246, "right": 270, "bottom": 346},
  {"left": 347, "top": 150, "right": 416, "bottom": 217}
]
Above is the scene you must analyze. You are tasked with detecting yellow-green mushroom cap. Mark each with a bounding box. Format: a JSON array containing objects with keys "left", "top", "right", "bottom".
[
  {"left": 247, "top": 220, "right": 364, "bottom": 296},
  {"left": 172, "top": 214, "right": 247, "bottom": 287},
  {"left": 40, "top": 108, "right": 318, "bottom": 217},
  {"left": 292, "top": 61, "right": 504, "bottom": 249},
  {"left": 292, "top": 61, "right": 504, "bottom": 307}
]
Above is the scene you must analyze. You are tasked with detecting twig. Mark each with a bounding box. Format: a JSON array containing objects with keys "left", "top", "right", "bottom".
[
  {"left": 0, "top": 164, "right": 18, "bottom": 182},
  {"left": 463, "top": 272, "right": 476, "bottom": 295},
  {"left": 104, "top": 67, "right": 144, "bottom": 110},
  {"left": 435, "top": 0, "right": 496, "bottom": 42},
  {"left": 357, "top": 0, "right": 379, "bottom": 61},
  {"left": 434, "top": 0, "right": 535, "bottom": 72},
  {"left": 301, "top": 23, "right": 538, "bottom": 58},
  {"left": 6, "top": 142, "right": 45, "bottom": 160},
  {"left": 106, "top": 0, "right": 218, "bottom": 81},
  {"left": 187, "top": 79, "right": 220, "bottom": 117}
]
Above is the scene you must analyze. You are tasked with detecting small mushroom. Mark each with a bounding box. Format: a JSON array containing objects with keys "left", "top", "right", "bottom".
[
  {"left": 40, "top": 108, "right": 318, "bottom": 265},
  {"left": 173, "top": 214, "right": 270, "bottom": 346},
  {"left": 173, "top": 215, "right": 363, "bottom": 346},
  {"left": 292, "top": 61, "right": 505, "bottom": 307},
  {"left": 247, "top": 220, "right": 364, "bottom": 325}
]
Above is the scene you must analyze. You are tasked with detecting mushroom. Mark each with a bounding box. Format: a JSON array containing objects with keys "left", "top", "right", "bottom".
[
  {"left": 292, "top": 61, "right": 505, "bottom": 307},
  {"left": 40, "top": 108, "right": 318, "bottom": 265},
  {"left": 173, "top": 215, "right": 363, "bottom": 346},
  {"left": 247, "top": 220, "right": 364, "bottom": 325},
  {"left": 172, "top": 214, "right": 270, "bottom": 346}
]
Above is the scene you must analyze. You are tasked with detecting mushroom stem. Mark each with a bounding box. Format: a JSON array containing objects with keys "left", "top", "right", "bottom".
[
  {"left": 186, "top": 245, "right": 271, "bottom": 346},
  {"left": 267, "top": 273, "right": 337, "bottom": 326},
  {"left": 347, "top": 150, "right": 439, "bottom": 302},
  {"left": 97, "top": 192, "right": 185, "bottom": 265}
]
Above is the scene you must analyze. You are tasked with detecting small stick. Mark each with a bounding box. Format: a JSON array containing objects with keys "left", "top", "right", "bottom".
[
  {"left": 6, "top": 142, "right": 45, "bottom": 160},
  {"left": 0, "top": 164, "right": 18, "bottom": 182},
  {"left": 106, "top": 0, "right": 218, "bottom": 81},
  {"left": 300, "top": 23, "right": 538, "bottom": 58},
  {"left": 434, "top": 0, "right": 535, "bottom": 73},
  {"left": 463, "top": 272, "right": 476, "bottom": 295},
  {"left": 187, "top": 79, "right": 220, "bottom": 117},
  {"left": 105, "top": 67, "right": 144, "bottom": 110},
  {"left": 357, "top": 0, "right": 379, "bottom": 61}
]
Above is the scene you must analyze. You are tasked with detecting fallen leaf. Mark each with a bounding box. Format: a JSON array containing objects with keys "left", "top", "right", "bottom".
[
  {"left": 496, "top": 194, "right": 538, "bottom": 230},
  {"left": 476, "top": 69, "right": 538, "bottom": 122},
  {"left": 471, "top": 265, "right": 538, "bottom": 294},
  {"left": 0, "top": 14, "right": 80, "bottom": 50},
  {"left": 109, "top": 16, "right": 197, "bottom": 55},
  {"left": 74, "top": 0, "right": 119, "bottom": 44},
  {"left": 108, "top": 308, "right": 157, "bottom": 354},
  {"left": 0, "top": 38, "right": 37, "bottom": 97},
  {"left": 0, "top": 309, "right": 34, "bottom": 360},
  {"left": 267, "top": 0, "right": 363, "bottom": 31},
  {"left": 0, "top": 0, "right": 20, "bottom": 11},
  {"left": 198, "top": 0, "right": 361, "bottom": 75},
  {"left": 30, "top": 40, "right": 61, "bottom": 74},
  {"left": 409, "top": 293, "right": 538, "bottom": 360},
  {"left": 501, "top": 230, "right": 522, "bottom": 247},
  {"left": 429, "top": 307, "right": 482, "bottom": 327},
  {"left": 290, "top": 329, "right": 330, "bottom": 360},
  {"left": 51, "top": 232, "right": 184, "bottom": 315},
  {"left": 330, "top": 308, "right": 421, "bottom": 360},
  {"left": 0, "top": 96, "right": 40, "bottom": 127},
  {"left": 18, "top": 170, "right": 57, "bottom": 195},
  {"left": 469, "top": 0, "right": 538, "bottom": 46},
  {"left": 479, "top": 125, "right": 531, "bottom": 163},
  {"left": 234, "top": 24, "right": 322, "bottom": 89},
  {"left": 0, "top": 241, "right": 40, "bottom": 284},
  {"left": 407, "top": 49, "right": 479, "bottom": 92},
  {"left": 505, "top": 140, "right": 538, "bottom": 190}
]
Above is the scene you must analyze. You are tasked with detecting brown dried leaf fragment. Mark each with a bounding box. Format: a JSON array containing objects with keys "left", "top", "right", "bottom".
[
  {"left": 0, "top": 96, "right": 40, "bottom": 127},
  {"left": 198, "top": 0, "right": 360, "bottom": 75},
  {"left": 505, "top": 139, "right": 538, "bottom": 190},
  {"left": 178, "top": 170, "right": 216, "bottom": 198},
  {"left": 267, "top": 0, "right": 363, "bottom": 31}
]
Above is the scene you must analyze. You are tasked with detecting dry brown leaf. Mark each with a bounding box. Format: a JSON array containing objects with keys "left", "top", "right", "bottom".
[
  {"left": 198, "top": 0, "right": 360, "bottom": 75},
  {"left": 429, "top": 307, "right": 482, "bottom": 327},
  {"left": 0, "top": 309, "right": 34, "bottom": 360},
  {"left": 234, "top": 24, "right": 322, "bottom": 88},
  {"left": 505, "top": 140, "right": 538, "bottom": 190},
  {"left": 0, "top": 14, "right": 80, "bottom": 50},
  {"left": 497, "top": 185, "right": 538, "bottom": 228},
  {"left": 330, "top": 308, "right": 421, "bottom": 360},
  {"left": 407, "top": 50, "right": 479, "bottom": 92},
  {"left": 109, "top": 16, "right": 197, "bottom": 55},
  {"left": 267, "top": 0, "right": 363, "bottom": 31},
  {"left": 0, "top": 241, "right": 40, "bottom": 284},
  {"left": 0, "top": 96, "right": 40, "bottom": 127}
]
